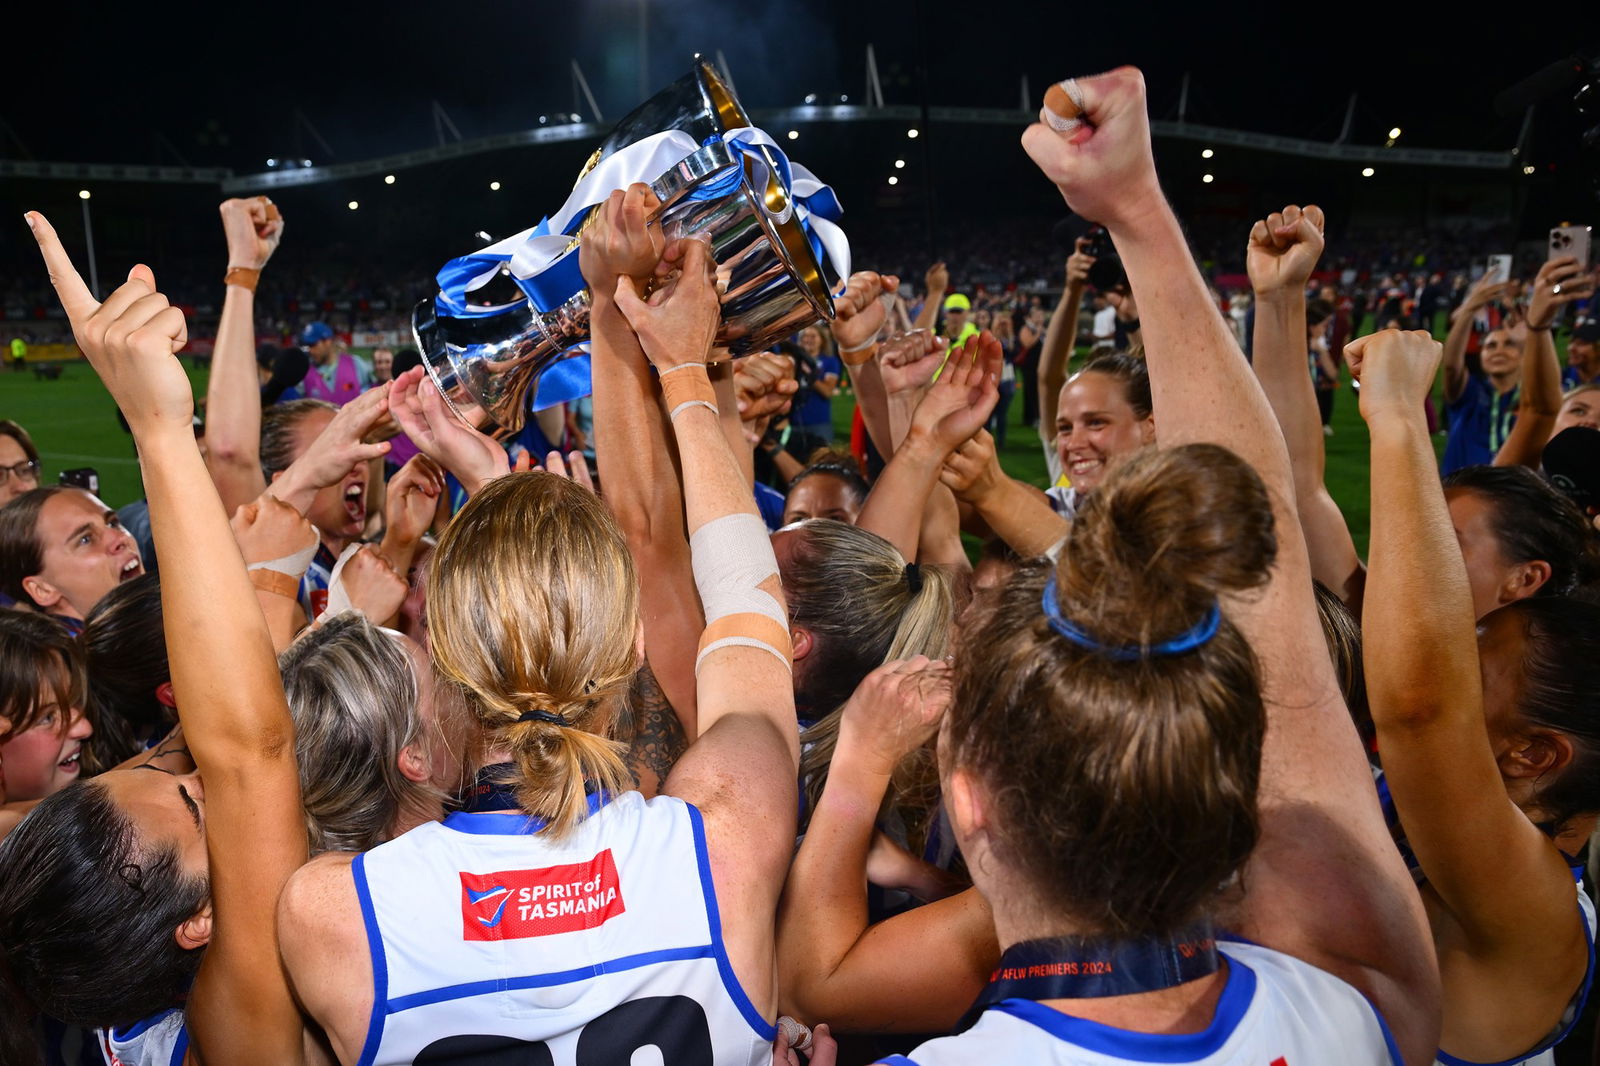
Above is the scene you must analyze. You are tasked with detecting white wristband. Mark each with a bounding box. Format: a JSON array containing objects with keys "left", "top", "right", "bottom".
[{"left": 246, "top": 537, "right": 318, "bottom": 580}]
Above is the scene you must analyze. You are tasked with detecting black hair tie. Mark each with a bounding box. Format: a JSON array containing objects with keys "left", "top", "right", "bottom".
[
  {"left": 518, "top": 708, "right": 571, "bottom": 727},
  {"left": 904, "top": 562, "right": 923, "bottom": 595}
]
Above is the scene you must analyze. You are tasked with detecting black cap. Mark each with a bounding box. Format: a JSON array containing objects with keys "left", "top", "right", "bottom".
[
  {"left": 1542, "top": 426, "right": 1600, "bottom": 510},
  {"left": 1572, "top": 321, "right": 1600, "bottom": 344}
]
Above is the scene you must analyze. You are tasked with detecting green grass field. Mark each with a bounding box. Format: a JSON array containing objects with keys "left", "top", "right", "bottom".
[{"left": 3, "top": 350, "right": 1386, "bottom": 555}]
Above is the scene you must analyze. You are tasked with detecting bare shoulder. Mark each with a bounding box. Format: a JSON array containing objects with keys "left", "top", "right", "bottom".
[
  {"left": 277, "top": 851, "right": 375, "bottom": 1064},
  {"left": 278, "top": 851, "right": 361, "bottom": 954}
]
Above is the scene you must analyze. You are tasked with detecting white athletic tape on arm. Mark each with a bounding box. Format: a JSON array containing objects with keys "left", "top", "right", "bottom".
[
  {"left": 689, "top": 512, "right": 791, "bottom": 670},
  {"left": 246, "top": 538, "right": 319, "bottom": 579},
  {"left": 318, "top": 543, "right": 366, "bottom": 621}
]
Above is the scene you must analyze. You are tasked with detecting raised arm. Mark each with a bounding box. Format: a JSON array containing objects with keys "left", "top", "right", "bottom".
[
  {"left": 1354, "top": 327, "right": 1586, "bottom": 1053},
  {"left": 940, "top": 429, "right": 1068, "bottom": 557},
  {"left": 1247, "top": 204, "right": 1364, "bottom": 607},
  {"left": 856, "top": 336, "right": 999, "bottom": 560},
  {"left": 1021, "top": 70, "right": 1438, "bottom": 1062},
  {"left": 205, "top": 197, "right": 282, "bottom": 514},
  {"left": 614, "top": 235, "right": 799, "bottom": 1019},
  {"left": 580, "top": 186, "right": 705, "bottom": 735},
  {"left": 29, "top": 212, "right": 309, "bottom": 1064},
  {"left": 1036, "top": 246, "right": 1092, "bottom": 469},
  {"left": 913, "top": 262, "right": 947, "bottom": 333},
  {"left": 777, "top": 658, "right": 999, "bottom": 1032},
  {"left": 229, "top": 496, "right": 318, "bottom": 651},
  {"left": 831, "top": 272, "right": 900, "bottom": 457},
  {"left": 265, "top": 385, "right": 391, "bottom": 515},
  {"left": 1442, "top": 274, "right": 1518, "bottom": 404},
  {"left": 1495, "top": 259, "right": 1595, "bottom": 468}
]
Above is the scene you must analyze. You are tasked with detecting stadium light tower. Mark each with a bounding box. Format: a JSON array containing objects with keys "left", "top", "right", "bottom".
[{"left": 78, "top": 190, "right": 100, "bottom": 300}]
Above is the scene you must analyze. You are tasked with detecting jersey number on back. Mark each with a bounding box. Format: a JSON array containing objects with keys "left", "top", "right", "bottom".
[{"left": 414, "top": 995, "right": 714, "bottom": 1065}]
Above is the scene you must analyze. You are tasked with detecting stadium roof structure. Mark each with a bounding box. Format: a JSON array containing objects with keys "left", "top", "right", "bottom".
[
  {"left": 0, "top": 42, "right": 1537, "bottom": 194},
  {"left": 0, "top": 100, "right": 1514, "bottom": 196}
]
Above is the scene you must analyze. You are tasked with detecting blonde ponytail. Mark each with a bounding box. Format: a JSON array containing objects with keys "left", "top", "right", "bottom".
[{"left": 429, "top": 473, "right": 640, "bottom": 837}]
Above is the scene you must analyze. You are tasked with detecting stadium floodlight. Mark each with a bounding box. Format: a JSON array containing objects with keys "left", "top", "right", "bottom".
[
  {"left": 1389, "top": 127, "right": 1402, "bottom": 140},
  {"left": 78, "top": 189, "right": 91, "bottom": 200},
  {"left": 804, "top": 93, "right": 817, "bottom": 104},
  {"left": 888, "top": 176, "right": 899, "bottom": 186},
  {"left": 266, "top": 158, "right": 277, "bottom": 167},
  {"left": 907, "top": 128, "right": 919, "bottom": 139},
  {"left": 348, "top": 201, "right": 359, "bottom": 210},
  {"left": 894, "top": 159, "right": 905, "bottom": 169},
  {"left": 1202, "top": 174, "right": 1214, "bottom": 184},
  {"left": 539, "top": 115, "right": 547, "bottom": 124},
  {"left": 1361, "top": 167, "right": 1375, "bottom": 177},
  {"left": 384, "top": 174, "right": 396, "bottom": 185},
  {"left": 490, "top": 181, "right": 501, "bottom": 191},
  {"left": 840, "top": 94, "right": 849, "bottom": 103},
  {"left": 570, "top": 114, "right": 581, "bottom": 123},
  {"left": 302, "top": 159, "right": 312, "bottom": 168},
  {"left": 787, "top": 130, "right": 799, "bottom": 140},
  {"left": 1524, "top": 165, "right": 1536, "bottom": 175},
  {"left": 1201, "top": 148, "right": 1214, "bottom": 159}
]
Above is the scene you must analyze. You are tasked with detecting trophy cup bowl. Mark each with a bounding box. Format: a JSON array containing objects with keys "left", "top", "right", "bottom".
[
  {"left": 414, "top": 138, "right": 833, "bottom": 435},
  {"left": 588, "top": 59, "right": 749, "bottom": 170}
]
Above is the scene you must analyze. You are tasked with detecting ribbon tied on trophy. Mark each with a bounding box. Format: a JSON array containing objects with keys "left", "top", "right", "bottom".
[
  {"left": 435, "top": 128, "right": 848, "bottom": 322},
  {"left": 414, "top": 61, "right": 852, "bottom": 435}
]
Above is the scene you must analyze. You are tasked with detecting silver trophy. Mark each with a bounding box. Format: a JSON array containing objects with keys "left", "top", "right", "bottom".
[{"left": 414, "top": 61, "right": 836, "bottom": 435}]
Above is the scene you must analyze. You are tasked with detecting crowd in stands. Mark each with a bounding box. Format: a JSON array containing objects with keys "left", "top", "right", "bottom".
[{"left": 2, "top": 67, "right": 1600, "bottom": 1066}]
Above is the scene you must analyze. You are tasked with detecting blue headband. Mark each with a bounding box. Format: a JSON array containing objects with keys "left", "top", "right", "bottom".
[{"left": 1041, "top": 575, "right": 1221, "bottom": 661}]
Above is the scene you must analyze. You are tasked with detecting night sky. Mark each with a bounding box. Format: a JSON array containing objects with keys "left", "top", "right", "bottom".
[{"left": 5, "top": 1, "right": 1590, "bottom": 170}]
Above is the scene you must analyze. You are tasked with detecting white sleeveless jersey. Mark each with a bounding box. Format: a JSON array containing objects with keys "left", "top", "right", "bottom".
[
  {"left": 353, "top": 790, "right": 774, "bottom": 1066},
  {"left": 877, "top": 940, "right": 1402, "bottom": 1066},
  {"left": 98, "top": 1008, "right": 187, "bottom": 1066}
]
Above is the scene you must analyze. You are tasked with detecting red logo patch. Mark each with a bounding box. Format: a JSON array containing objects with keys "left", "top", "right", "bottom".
[{"left": 460, "top": 850, "right": 625, "bottom": 941}]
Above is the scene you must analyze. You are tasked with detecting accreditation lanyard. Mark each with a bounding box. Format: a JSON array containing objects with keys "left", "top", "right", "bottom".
[
  {"left": 957, "top": 924, "right": 1221, "bottom": 1032},
  {"left": 461, "top": 763, "right": 605, "bottom": 812},
  {"left": 1489, "top": 386, "right": 1518, "bottom": 454},
  {"left": 463, "top": 762, "right": 522, "bottom": 812}
]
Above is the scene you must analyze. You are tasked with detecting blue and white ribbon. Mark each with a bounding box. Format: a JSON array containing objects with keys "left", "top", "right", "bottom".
[{"left": 433, "top": 126, "right": 849, "bottom": 321}]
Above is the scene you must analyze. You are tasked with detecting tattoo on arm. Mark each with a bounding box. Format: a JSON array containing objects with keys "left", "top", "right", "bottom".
[{"left": 623, "top": 662, "right": 689, "bottom": 797}]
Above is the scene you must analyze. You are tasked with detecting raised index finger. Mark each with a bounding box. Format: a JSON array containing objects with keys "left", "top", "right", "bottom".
[{"left": 25, "top": 212, "right": 98, "bottom": 324}]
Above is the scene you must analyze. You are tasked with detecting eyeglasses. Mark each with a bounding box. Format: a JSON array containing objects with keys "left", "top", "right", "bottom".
[{"left": 0, "top": 460, "right": 39, "bottom": 485}]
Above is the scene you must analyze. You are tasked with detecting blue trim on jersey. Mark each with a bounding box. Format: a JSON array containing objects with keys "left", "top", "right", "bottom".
[
  {"left": 385, "top": 944, "right": 717, "bottom": 1014},
  {"left": 169, "top": 1024, "right": 189, "bottom": 1066},
  {"left": 1436, "top": 886, "right": 1598, "bottom": 1066},
  {"left": 110, "top": 1008, "right": 181, "bottom": 1042},
  {"left": 992, "top": 956, "right": 1256, "bottom": 1062},
  {"left": 440, "top": 792, "right": 609, "bottom": 835},
  {"left": 353, "top": 853, "right": 390, "bottom": 1066},
  {"left": 1359, "top": 992, "right": 1405, "bottom": 1066},
  {"left": 687, "top": 802, "right": 780, "bottom": 1041},
  {"left": 874, "top": 1057, "right": 922, "bottom": 1065}
]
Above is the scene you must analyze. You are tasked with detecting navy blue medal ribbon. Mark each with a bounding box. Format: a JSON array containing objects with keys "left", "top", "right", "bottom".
[{"left": 958, "top": 923, "right": 1220, "bottom": 1031}]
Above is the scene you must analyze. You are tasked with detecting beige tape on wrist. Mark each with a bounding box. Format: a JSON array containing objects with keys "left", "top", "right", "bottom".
[
  {"left": 248, "top": 568, "right": 301, "bottom": 599},
  {"left": 838, "top": 339, "right": 880, "bottom": 367},
  {"left": 697, "top": 613, "right": 793, "bottom": 669},
  {"left": 661, "top": 364, "right": 718, "bottom": 421},
  {"left": 223, "top": 267, "right": 261, "bottom": 292}
]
